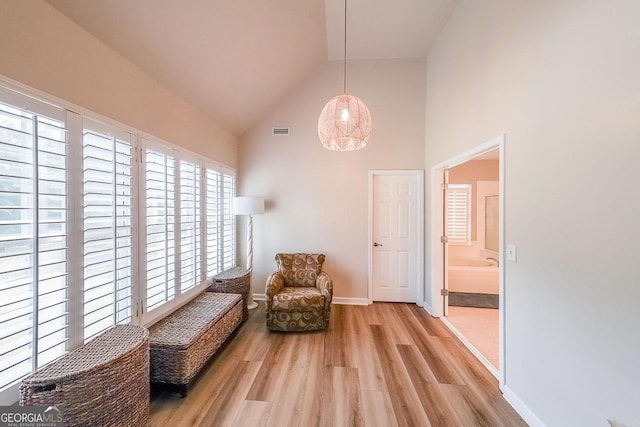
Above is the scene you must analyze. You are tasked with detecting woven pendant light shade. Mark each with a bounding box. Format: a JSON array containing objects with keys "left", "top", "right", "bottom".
[{"left": 318, "top": 93, "right": 372, "bottom": 151}]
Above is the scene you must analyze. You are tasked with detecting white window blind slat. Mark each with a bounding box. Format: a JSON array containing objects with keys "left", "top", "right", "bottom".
[
  {"left": 82, "top": 122, "right": 133, "bottom": 342},
  {"left": 221, "top": 173, "right": 235, "bottom": 271},
  {"left": 145, "top": 147, "right": 176, "bottom": 313},
  {"left": 205, "top": 168, "right": 220, "bottom": 277},
  {"left": 179, "top": 160, "right": 201, "bottom": 292},
  {"left": 446, "top": 184, "right": 471, "bottom": 244},
  {"left": 0, "top": 84, "right": 237, "bottom": 401},
  {"left": 0, "top": 99, "right": 68, "bottom": 390}
]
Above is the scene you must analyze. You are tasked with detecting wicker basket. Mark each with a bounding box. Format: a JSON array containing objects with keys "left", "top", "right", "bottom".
[
  {"left": 209, "top": 267, "right": 250, "bottom": 321},
  {"left": 148, "top": 292, "right": 242, "bottom": 395},
  {"left": 19, "top": 325, "right": 150, "bottom": 427}
]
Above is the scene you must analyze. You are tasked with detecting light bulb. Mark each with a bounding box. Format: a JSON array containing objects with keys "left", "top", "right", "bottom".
[{"left": 341, "top": 108, "right": 349, "bottom": 121}]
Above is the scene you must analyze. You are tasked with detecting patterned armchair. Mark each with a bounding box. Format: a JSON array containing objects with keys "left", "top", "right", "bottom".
[{"left": 265, "top": 253, "right": 333, "bottom": 331}]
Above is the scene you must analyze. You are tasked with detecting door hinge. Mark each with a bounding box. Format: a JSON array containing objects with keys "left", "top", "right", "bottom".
[
  {"left": 440, "top": 235, "right": 448, "bottom": 244},
  {"left": 441, "top": 288, "right": 449, "bottom": 296},
  {"left": 441, "top": 183, "right": 448, "bottom": 190}
]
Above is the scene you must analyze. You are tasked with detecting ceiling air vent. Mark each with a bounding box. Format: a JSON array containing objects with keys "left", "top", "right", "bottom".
[{"left": 272, "top": 127, "right": 290, "bottom": 136}]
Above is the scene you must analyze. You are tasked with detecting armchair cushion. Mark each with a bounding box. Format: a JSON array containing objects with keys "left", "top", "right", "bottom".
[
  {"left": 276, "top": 253, "right": 325, "bottom": 287},
  {"left": 271, "top": 287, "right": 325, "bottom": 311}
]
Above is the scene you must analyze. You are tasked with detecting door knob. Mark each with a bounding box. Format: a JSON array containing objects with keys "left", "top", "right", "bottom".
[{"left": 373, "top": 242, "right": 383, "bottom": 247}]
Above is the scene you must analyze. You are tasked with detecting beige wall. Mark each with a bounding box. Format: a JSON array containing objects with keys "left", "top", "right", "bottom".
[
  {"left": 0, "top": 0, "right": 237, "bottom": 165},
  {"left": 425, "top": 0, "right": 640, "bottom": 425},
  {"left": 239, "top": 58, "right": 426, "bottom": 302}
]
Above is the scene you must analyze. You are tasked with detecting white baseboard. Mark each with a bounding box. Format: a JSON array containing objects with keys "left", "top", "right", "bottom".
[
  {"left": 331, "top": 297, "right": 369, "bottom": 305},
  {"left": 503, "top": 386, "right": 546, "bottom": 427},
  {"left": 253, "top": 294, "right": 369, "bottom": 306}
]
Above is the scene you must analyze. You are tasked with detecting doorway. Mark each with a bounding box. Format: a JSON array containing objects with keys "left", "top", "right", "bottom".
[
  {"left": 430, "top": 135, "right": 505, "bottom": 387},
  {"left": 368, "top": 170, "right": 424, "bottom": 304}
]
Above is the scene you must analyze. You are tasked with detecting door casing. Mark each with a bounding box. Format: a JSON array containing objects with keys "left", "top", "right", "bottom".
[{"left": 429, "top": 134, "right": 505, "bottom": 390}]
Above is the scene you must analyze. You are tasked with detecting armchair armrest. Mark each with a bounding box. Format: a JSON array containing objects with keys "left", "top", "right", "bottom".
[
  {"left": 316, "top": 271, "right": 333, "bottom": 309},
  {"left": 265, "top": 271, "right": 284, "bottom": 303}
]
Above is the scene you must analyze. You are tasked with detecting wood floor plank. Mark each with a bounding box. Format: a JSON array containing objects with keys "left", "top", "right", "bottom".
[
  {"left": 406, "top": 303, "right": 455, "bottom": 338},
  {"left": 361, "top": 390, "right": 399, "bottom": 427},
  {"left": 444, "top": 337, "right": 526, "bottom": 425},
  {"left": 323, "top": 304, "right": 353, "bottom": 368},
  {"left": 265, "top": 366, "right": 310, "bottom": 427},
  {"left": 331, "top": 367, "right": 363, "bottom": 427},
  {"left": 198, "top": 360, "right": 262, "bottom": 426},
  {"left": 401, "top": 307, "right": 467, "bottom": 385},
  {"left": 232, "top": 400, "right": 271, "bottom": 427},
  {"left": 245, "top": 333, "right": 293, "bottom": 402},
  {"left": 149, "top": 302, "right": 528, "bottom": 427},
  {"left": 370, "top": 324, "right": 432, "bottom": 427},
  {"left": 349, "top": 305, "right": 386, "bottom": 391},
  {"left": 396, "top": 344, "right": 463, "bottom": 426},
  {"left": 373, "top": 303, "right": 415, "bottom": 345}
]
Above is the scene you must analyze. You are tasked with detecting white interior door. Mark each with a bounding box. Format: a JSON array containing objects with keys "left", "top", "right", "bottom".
[{"left": 370, "top": 171, "right": 421, "bottom": 302}]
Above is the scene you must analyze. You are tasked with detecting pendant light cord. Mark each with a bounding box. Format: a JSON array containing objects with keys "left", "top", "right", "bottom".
[{"left": 343, "top": 0, "right": 347, "bottom": 94}]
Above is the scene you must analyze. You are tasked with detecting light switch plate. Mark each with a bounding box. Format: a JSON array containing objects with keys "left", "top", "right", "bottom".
[{"left": 506, "top": 244, "right": 517, "bottom": 262}]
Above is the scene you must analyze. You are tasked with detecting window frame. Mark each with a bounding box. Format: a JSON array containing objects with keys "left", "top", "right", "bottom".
[{"left": 0, "top": 77, "right": 236, "bottom": 404}]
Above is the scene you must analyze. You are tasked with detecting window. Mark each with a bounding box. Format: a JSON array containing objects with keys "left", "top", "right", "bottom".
[
  {"left": 82, "top": 119, "right": 134, "bottom": 342},
  {"left": 446, "top": 184, "right": 471, "bottom": 245},
  {"left": 178, "top": 159, "right": 201, "bottom": 293},
  {"left": 0, "top": 95, "right": 68, "bottom": 391},
  {"left": 0, "top": 81, "right": 236, "bottom": 403},
  {"left": 203, "top": 166, "right": 235, "bottom": 275},
  {"left": 221, "top": 172, "right": 235, "bottom": 271},
  {"left": 140, "top": 142, "right": 234, "bottom": 324},
  {"left": 205, "top": 168, "right": 220, "bottom": 277},
  {"left": 144, "top": 144, "right": 176, "bottom": 314}
]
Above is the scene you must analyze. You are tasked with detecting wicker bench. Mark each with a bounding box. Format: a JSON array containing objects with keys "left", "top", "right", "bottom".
[
  {"left": 148, "top": 292, "right": 243, "bottom": 397},
  {"left": 19, "top": 325, "right": 150, "bottom": 427}
]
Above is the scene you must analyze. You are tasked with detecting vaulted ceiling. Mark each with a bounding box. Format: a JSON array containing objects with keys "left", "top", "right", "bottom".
[{"left": 47, "top": 0, "right": 458, "bottom": 136}]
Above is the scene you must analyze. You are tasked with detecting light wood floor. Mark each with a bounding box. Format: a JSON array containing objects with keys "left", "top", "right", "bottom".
[{"left": 149, "top": 302, "right": 527, "bottom": 427}]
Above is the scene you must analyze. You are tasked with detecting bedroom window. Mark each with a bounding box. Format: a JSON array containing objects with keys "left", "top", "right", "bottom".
[
  {"left": 178, "top": 159, "right": 201, "bottom": 293},
  {"left": 0, "top": 81, "right": 236, "bottom": 403},
  {"left": 221, "top": 172, "right": 236, "bottom": 271},
  {"left": 0, "top": 94, "right": 69, "bottom": 391},
  {"left": 446, "top": 184, "right": 471, "bottom": 245},
  {"left": 82, "top": 120, "right": 134, "bottom": 342},
  {"left": 144, "top": 144, "right": 176, "bottom": 314}
]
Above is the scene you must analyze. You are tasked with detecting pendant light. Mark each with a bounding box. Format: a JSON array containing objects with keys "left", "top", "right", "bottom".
[{"left": 318, "top": 0, "right": 372, "bottom": 151}]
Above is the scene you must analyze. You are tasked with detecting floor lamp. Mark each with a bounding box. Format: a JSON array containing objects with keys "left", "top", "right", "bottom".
[{"left": 234, "top": 196, "right": 264, "bottom": 310}]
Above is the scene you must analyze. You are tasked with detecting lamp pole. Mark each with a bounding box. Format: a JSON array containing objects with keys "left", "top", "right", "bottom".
[{"left": 245, "top": 213, "right": 257, "bottom": 309}]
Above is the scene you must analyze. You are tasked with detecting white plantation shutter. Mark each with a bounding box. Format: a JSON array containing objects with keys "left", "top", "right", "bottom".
[
  {"left": 144, "top": 146, "right": 176, "bottom": 312},
  {"left": 221, "top": 172, "right": 235, "bottom": 271},
  {"left": 82, "top": 120, "right": 133, "bottom": 342},
  {"left": 179, "top": 160, "right": 201, "bottom": 292},
  {"left": 0, "top": 98, "right": 68, "bottom": 390},
  {"left": 0, "top": 81, "right": 237, "bottom": 402},
  {"left": 205, "top": 168, "right": 220, "bottom": 277},
  {"left": 446, "top": 184, "right": 471, "bottom": 244}
]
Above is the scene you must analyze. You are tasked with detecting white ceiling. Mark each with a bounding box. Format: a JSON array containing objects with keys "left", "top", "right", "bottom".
[{"left": 47, "top": 0, "right": 458, "bottom": 136}]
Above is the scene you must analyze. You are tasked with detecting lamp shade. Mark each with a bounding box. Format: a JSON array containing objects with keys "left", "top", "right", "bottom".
[
  {"left": 318, "top": 94, "right": 372, "bottom": 151},
  {"left": 234, "top": 196, "right": 264, "bottom": 215}
]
